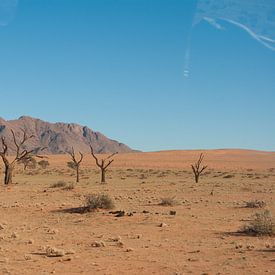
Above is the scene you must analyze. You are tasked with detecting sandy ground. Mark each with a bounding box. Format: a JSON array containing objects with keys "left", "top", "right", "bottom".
[{"left": 0, "top": 150, "right": 274, "bottom": 275}]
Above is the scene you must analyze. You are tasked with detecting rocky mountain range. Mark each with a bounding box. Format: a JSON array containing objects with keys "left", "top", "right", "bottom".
[{"left": 0, "top": 116, "right": 133, "bottom": 154}]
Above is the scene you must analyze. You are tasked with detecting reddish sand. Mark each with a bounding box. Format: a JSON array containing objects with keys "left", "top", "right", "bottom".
[{"left": 0, "top": 149, "right": 274, "bottom": 274}]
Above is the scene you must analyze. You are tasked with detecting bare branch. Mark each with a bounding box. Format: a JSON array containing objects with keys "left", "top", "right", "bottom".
[
  {"left": 191, "top": 153, "right": 207, "bottom": 183},
  {"left": 104, "top": 159, "right": 114, "bottom": 169},
  {"left": 104, "top": 152, "right": 118, "bottom": 161},
  {"left": 90, "top": 145, "right": 100, "bottom": 167}
]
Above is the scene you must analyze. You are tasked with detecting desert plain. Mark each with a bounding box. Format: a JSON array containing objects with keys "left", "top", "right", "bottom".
[{"left": 0, "top": 149, "right": 274, "bottom": 275}]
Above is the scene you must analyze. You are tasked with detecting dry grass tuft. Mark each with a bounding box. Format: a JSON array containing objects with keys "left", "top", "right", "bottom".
[
  {"left": 159, "top": 197, "right": 178, "bottom": 206},
  {"left": 85, "top": 193, "right": 115, "bottom": 212},
  {"left": 51, "top": 181, "right": 67, "bottom": 188},
  {"left": 240, "top": 210, "right": 275, "bottom": 236},
  {"left": 245, "top": 200, "right": 266, "bottom": 208}
]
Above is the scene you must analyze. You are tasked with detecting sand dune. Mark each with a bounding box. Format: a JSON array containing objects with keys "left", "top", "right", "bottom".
[{"left": 46, "top": 149, "right": 275, "bottom": 170}]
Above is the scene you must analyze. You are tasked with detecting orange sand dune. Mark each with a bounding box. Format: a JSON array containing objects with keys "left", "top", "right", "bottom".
[{"left": 46, "top": 149, "right": 275, "bottom": 170}]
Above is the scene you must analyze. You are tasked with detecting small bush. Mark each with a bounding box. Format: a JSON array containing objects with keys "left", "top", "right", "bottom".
[
  {"left": 62, "top": 183, "right": 75, "bottom": 190},
  {"left": 85, "top": 194, "right": 114, "bottom": 211},
  {"left": 38, "top": 160, "right": 50, "bottom": 169},
  {"left": 67, "top": 161, "right": 77, "bottom": 170},
  {"left": 240, "top": 210, "right": 275, "bottom": 236},
  {"left": 159, "top": 197, "right": 178, "bottom": 206},
  {"left": 245, "top": 200, "right": 266, "bottom": 208},
  {"left": 51, "top": 181, "right": 67, "bottom": 188}
]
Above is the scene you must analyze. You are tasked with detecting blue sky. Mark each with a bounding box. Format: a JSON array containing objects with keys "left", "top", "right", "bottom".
[{"left": 0, "top": 0, "right": 275, "bottom": 151}]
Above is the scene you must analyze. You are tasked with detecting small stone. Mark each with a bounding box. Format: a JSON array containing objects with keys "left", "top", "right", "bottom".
[
  {"left": 159, "top": 223, "right": 168, "bottom": 227},
  {"left": 45, "top": 246, "right": 65, "bottom": 257},
  {"left": 11, "top": 232, "right": 18, "bottom": 239},
  {"left": 109, "top": 236, "right": 122, "bottom": 242},
  {"left": 91, "top": 241, "right": 106, "bottom": 248},
  {"left": 117, "top": 241, "right": 124, "bottom": 248},
  {"left": 24, "top": 254, "right": 32, "bottom": 260},
  {"left": 126, "top": 247, "right": 134, "bottom": 252}
]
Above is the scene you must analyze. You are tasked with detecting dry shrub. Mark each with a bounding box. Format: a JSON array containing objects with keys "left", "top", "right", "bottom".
[
  {"left": 245, "top": 200, "right": 266, "bottom": 208},
  {"left": 240, "top": 210, "right": 275, "bottom": 236},
  {"left": 51, "top": 181, "right": 67, "bottom": 188},
  {"left": 62, "top": 183, "right": 75, "bottom": 190},
  {"left": 85, "top": 193, "right": 114, "bottom": 212},
  {"left": 159, "top": 197, "right": 178, "bottom": 206}
]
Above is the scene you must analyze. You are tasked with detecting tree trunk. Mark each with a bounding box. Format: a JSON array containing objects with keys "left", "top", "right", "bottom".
[
  {"left": 4, "top": 164, "right": 14, "bottom": 185},
  {"left": 76, "top": 166, "right": 79, "bottom": 183},
  {"left": 101, "top": 168, "right": 106, "bottom": 183},
  {"left": 195, "top": 174, "right": 199, "bottom": 183}
]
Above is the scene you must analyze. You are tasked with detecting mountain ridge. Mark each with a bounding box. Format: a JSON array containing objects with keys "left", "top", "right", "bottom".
[{"left": 0, "top": 116, "right": 134, "bottom": 154}]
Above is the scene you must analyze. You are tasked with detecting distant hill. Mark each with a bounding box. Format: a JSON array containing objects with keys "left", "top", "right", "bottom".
[{"left": 0, "top": 116, "right": 134, "bottom": 154}]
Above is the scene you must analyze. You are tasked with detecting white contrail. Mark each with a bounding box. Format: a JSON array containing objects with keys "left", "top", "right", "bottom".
[{"left": 223, "top": 18, "right": 275, "bottom": 51}]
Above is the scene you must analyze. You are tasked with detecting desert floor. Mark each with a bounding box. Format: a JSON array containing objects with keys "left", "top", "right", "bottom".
[{"left": 0, "top": 150, "right": 275, "bottom": 275}]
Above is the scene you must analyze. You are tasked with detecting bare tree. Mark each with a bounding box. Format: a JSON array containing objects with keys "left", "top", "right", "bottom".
[
  {"left": 67, "top": 147, "right": 84, "bottom": 183},
  {"left": 90, "top": 145, "right": 117, "bottom": 184},
  {"left": 191, "top": 153, "right": 207, "bottom": 183},
  {"left": 0, "top": 130, "right": 41, "bottom": 185}
]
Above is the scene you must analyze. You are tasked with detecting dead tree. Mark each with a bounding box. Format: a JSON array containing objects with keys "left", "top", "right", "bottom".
[
  {"left": 191, "top": 153, "right": 207, "bottom": 183},
  {"left": 67, "top": 147, "right": 84, "bottom": 183},
  {"left": 0, "top": 130, "right": 39, "bottom": 185},
  {"left": 90, "top": 145, "right": 117, "bottom": 184}
]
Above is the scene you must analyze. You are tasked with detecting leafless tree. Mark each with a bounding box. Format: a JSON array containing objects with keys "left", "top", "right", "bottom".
[
  {"left": 191, "top": 153, "right": 207, "bottom": 183},
  {"left": 0, "top": 129, "right": 43, "bottom": 185},
  {"left": 90, "top": 145, "right": 117, "bottom": 183},
  {"left": 67, "top": 147, "right": 84, "bottom": 183}
]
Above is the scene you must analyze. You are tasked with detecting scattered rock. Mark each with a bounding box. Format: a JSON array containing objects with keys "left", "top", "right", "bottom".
[
  {"left": 24, "top": 254, "right": 32, "bottom": 260},
  {"left": 11, "top": 232, "right": 19, "bottom": 239},
  {"left": 115, "top": 211, "right": 125, "bottom": 217},
  {"left": 91, "top": 241, "right": 106, "bottom": 248},
  {"left": 45, "top": 246, "right": 65, "bottom": 257},
  {"left": 117, "top": 241, "right": 124, "bottom": 248},
  {"left": 108, "top": 236, "right": 122, "bottom": 242},
  {"left": 159, "top": 223, "right": 168, "bottom": 227}
]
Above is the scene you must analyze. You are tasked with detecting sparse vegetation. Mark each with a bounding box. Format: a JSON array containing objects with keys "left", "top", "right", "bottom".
[
  {"left": 51, "top": 181, "right": 67, "bottom": 188},
  {"left": 19, "top": 156, "right": 37, "bottom": 170},
  {"left": 38, "top": 160, "right": 50, "bottom": 169},
  {"left": 245, "top": 200, "right": 266, "bottom": 208},
  {"left": 67, "top": 147, "right": 84, "bottom": 183},
  {"left": 240, "top": 210, "right": 275, "bottom": 236},
  {"left": 191, "top": 153, "right": 207, "bottom": 183},
  {"left": 62, "top": 183, "right": 75, "bottom": 190},
  {"left": 90, "top": 145, "right": 117, "bottom": 183},
  {"left": 159, "top": 196, "right": 178, "bottom": 206},
  {"left": 85, "top": 193, "right": 114, "bottom": 211},
  {"left": 0, "top": 129, "right": 45, "bottom": 185}
]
